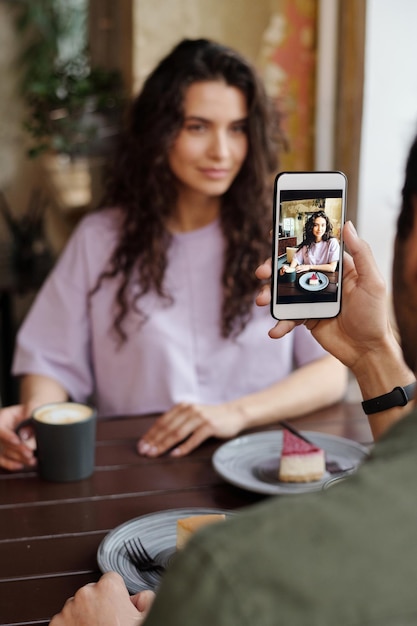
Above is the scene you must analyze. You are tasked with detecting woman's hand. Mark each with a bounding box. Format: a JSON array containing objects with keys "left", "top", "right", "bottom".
[
  {"left": 138, "top": 402, "right": 246, "bottom": 457},
  {"left": 0, "top": 405, "right": 36, "bottom": 471},
  {"left": 0, "top": 374, "right": 69, "bottom": 471},
  {"left": 49, "top": 572, "right": 155, "bottom": 626}
]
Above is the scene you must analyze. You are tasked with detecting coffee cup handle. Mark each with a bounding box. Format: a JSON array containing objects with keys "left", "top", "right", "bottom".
[{"left": 15, "top": 417, "right": 35, "bottom": 439}]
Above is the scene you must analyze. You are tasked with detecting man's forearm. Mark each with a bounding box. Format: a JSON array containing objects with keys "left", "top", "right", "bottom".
[{"left": 350, "top": 333, "right": 415, "bottom": 440}]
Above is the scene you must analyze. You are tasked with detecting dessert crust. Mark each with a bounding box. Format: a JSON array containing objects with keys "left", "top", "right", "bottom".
[{"left": 176, "top": 514, "right": 226, "bottom": 549}]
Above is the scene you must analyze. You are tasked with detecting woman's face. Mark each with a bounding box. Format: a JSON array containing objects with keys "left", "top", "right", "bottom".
[
  {"left": 312, "top": 216, "right": 327, "bottom": 242},
  {"left": 168, "top": 80, "right": 249, "bottom": 201}
]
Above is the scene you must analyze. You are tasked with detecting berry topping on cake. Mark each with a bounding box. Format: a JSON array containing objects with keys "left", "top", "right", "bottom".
[
  {"left": 309, "top": 272, "right": 319, "bottom": 285},
  {"left": 279, "top": 427, "right": 325, "bottom": 483}
]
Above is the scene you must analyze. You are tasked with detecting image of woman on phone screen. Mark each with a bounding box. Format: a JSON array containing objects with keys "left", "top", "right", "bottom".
[
  {"left": 0, "top": 39, "right": 347, "bottom": 471},
  {"left": 289, "top": 210, "right": 340, "bottom": 273}
]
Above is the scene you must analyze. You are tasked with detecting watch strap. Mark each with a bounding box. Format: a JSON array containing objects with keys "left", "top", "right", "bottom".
[{"left": 362, "top": 382, "right": 416, "bottom": 415}]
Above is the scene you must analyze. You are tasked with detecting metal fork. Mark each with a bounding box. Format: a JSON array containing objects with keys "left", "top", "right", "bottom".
[{"left": 124, "top": 537, "right": 165, "bottom": 575}]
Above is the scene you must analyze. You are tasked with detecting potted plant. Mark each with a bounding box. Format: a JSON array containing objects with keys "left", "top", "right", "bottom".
[
  {"left": 7, "top": 0, "right": 126, "bottom": 211},
  {"left": 23, "top": 57, "right": 124, "bottom": 160},
  {"left": 0, "top": 189, "right": 53, "bottom": 284}
]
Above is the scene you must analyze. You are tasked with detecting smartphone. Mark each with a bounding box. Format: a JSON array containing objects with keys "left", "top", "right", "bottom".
[{"left": 271, "top": 171, "right": 347, "bottom": 320}]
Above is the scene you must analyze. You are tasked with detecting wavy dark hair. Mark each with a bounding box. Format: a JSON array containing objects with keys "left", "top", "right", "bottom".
[
  {"left": 94, "top": 38, "right": 283, "bottom": 341},
  {"left": 298, "top": 210, "right": 333, "bottom": 250},
  {"left": 397, "top": 133, "right": 417, "bottom": 240}
]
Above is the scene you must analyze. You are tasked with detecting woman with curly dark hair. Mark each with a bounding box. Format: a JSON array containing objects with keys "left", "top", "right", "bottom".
[
  {"left": 289, "top": 210, "right": 340, "bottom": 273},
  {"left": 1, "top": 39, "right": 346, "bottom": 470}
]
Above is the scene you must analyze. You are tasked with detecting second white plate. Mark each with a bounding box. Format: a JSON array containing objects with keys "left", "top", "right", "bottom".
[
  {"left": 212, "top": 431, "right": 369, "bottom": 495},
  {"left": 97, "top": 507, "right": 231, "bottom": 593}
]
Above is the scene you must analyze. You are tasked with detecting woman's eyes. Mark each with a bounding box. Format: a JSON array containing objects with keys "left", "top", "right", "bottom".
[
  {"left": 185, "top": 123, "right": 207, "bottom": 133},
  {"left": 233, "top": 122, "right": 248, "bottom": 133},
  {"left": 183, "top": 122, "right": 247, "bottom": 134}
]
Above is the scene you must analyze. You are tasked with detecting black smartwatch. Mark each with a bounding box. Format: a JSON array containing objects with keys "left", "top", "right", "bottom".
[{"left": 361, "top": 382, "right": 416, "bottom": 415}]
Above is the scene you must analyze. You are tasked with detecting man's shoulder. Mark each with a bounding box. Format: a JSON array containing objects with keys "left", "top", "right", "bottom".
[{"left": 147, "top": 450, "right": 417, "bottom": 626}]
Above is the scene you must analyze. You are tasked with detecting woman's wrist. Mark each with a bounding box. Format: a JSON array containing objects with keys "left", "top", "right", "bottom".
[
  {"left": 20, "top": 374, "right": 69, "bottom": 416},
  {"left": 227, "top": 398, "right": 274, "bottom": 431},
  {"left": 228, "top": 402, "right": 253, "bottom": 430}
]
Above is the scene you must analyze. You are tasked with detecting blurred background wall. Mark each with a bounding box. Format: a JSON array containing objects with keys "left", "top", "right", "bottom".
[{"left": 357, "top": 0, "right": 417, "bottom": 285}]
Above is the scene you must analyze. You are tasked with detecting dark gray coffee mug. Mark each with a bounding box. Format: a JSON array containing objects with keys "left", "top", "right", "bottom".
[
  {"left": 281, "top": 267, "right": 297, "bottom": 283},
  {"left": 16, "top": 402, "right": 97, "bottom": 482}
]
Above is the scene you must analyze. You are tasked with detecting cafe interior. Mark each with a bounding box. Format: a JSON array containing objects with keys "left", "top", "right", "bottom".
[
  {"left": 0, "top": 1, "right": 417, "bottom": 624},
  {"left": 1, "top": 0, "right": 414, "bottom": 406}
]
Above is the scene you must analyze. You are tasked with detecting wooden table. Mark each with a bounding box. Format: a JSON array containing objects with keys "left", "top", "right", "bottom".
[
  {"left": 278, "top": 270, "right": 339, "bottom": 303},
  {"left": 0, "top": 403, "right": 372, "bottom": 625}
]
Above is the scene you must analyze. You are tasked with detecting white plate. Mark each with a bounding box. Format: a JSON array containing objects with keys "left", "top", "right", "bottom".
[
  {"left": 97, "top": 507, "right": 231, "bottom": 593},
  {"left": 298, "top": 271, "right": 329, "bottom": 291},
  {"left": 212, "top": 431, "right": 369, "bottom": 495}
]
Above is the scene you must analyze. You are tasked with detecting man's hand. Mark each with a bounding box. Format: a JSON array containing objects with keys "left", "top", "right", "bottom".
[
  {"left": 49, "top": 572, "right": 155, "bottom": 625},
  {"left": 256, "top": 221, "right": 389, "bottom": 371}
]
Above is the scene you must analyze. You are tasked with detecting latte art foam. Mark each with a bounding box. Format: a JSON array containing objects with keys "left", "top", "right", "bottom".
[{"left": 33, "top": 403, "right": 93, "bottom": 425}]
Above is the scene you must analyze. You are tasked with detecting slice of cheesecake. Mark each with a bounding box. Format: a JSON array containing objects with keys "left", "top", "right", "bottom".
[
  {"left": 309, "top": 272, "right": 319, "bottom": 285},
  {"left": 278, "top": 427, "right": 325, "bottom": 483},
  {"left": 176, "top": 514, "right": 226, "bottom": 549}
]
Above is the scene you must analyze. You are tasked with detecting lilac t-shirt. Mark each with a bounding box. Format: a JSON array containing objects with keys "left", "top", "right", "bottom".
[
  {"left": 13, "top": 211, "right": 327, "bottom": 416},
  {"left": 294, "top": 238, "right": 340, "bottom": 266}
]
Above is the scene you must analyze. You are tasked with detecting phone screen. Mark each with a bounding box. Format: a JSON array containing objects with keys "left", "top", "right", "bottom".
[{"left": 271, "top": 171, "right": 347, "bottom": 320}]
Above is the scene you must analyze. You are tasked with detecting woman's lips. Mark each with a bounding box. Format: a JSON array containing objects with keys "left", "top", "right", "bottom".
[{"left": 199, "top": 168, "right": 230, "bottom": 179}]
